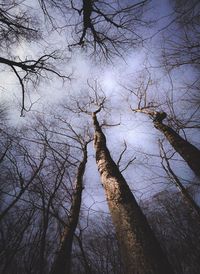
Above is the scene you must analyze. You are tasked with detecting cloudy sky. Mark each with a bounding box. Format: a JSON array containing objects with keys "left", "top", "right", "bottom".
[{"left": 1, "top": 0, "right": 199, "bottom": 215}]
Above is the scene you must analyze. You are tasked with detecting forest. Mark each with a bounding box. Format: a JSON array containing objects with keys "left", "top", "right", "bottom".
[{"left": 0, "top": 0, "right": 200, "bottom": 273}]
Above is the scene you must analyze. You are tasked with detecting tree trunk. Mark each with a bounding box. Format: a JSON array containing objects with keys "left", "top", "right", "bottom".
[
  {"left": 50, "top": 145, "right": 87, "bottom": 274},
  {"left": 92, "top": 113, "right": 174, "bottom": 274},
  {"left": 154, "top": 120, "right": 200, "bottom": 177}
]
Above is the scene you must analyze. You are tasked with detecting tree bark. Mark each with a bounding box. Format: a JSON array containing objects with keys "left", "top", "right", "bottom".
[
  {"left": 50, "top": 145, "right": 87, "bottom": 274},
  {"left": 154, "top": 119, "right": 200, "bottom": 177},
  {"left": 92, "top": 112, "right": 174, "bottom": 274}
]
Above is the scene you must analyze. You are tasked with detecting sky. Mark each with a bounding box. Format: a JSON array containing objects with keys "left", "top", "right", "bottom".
[{"left": 1, "top": 0, "right": 200, "bottom": 216}]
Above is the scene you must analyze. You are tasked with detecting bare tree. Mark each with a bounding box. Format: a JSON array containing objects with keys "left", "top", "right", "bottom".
[
  {"left": 128, "top": 77, "right": 200, "bottom": 177},
  {"left": 0, "top": 1, "right": 40, "bottom": 49},
  {"left": 133, "top": 108, "right": 200, "bottom": 177},
  {"left": 50, "top": 141, "right": 89, "bottom": 274},
  {"left": 91, "top": 105, "right": 174, "bottom": 273},
  {"left": 158, "top": 139, "right": 200, "bottom": 219},
  {"left": 71, "top": 214, "right": 125, "bottom": 274},
  {"left": 145, "top": 189, "right": 200, "bottom": 274},
  {"left": 0, "top": 112, "right": 87, "bottom": 274},
  {"left": 0, "top": 207, "right": 37, "bottom": 274},
  {"left": 39, "top": 0, "right": 149, "bottom": 60},
  {"left": 0, "top": 1, "right": 71, "bottom": 116},
  {"left": 162, "top": 0, "right": 200, "bottom": 70},
  {"left": 0, "top": 133, "right": 47, "bottom": 222},
  {"left": 0, "top": 52, "right": 70, "bottom": 116}
]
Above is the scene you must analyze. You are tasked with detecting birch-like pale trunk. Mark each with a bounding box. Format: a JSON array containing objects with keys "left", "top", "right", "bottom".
[
  {"left": 50, "top": 145, "right": 87, "bottom": 274},
  {"left": 92, "top": 112, "right": 174, "bottom": 274}
]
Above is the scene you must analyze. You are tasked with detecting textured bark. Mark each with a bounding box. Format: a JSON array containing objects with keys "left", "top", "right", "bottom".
[
  {"left": 92, "top": 113, "right": 174, "bottom": 274},
  {"left": 154, "top": 119, "right": 200, "bottom": 177},
  {"left": 135, "top": 109, "right": 200, "bottom": 177},
  {"left": 50, "top": 145, "right": 87, "bottom": 274}
]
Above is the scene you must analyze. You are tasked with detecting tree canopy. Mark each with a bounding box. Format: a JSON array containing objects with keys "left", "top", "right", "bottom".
[{"left": 0, "top": 0, "right": 200, "bottom": 273}]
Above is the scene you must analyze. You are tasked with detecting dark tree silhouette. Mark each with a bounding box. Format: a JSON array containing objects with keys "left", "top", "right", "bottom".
[
  {"left": 50, "top": 142, "right": 88, "bottom": 274},
  {"left": 39, "top": 0, "right": 149, "bottom": 59}
]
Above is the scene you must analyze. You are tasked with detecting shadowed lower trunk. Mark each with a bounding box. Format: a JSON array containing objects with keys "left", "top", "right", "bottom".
[
  {"left": 154, "top": 119, "right": 200, "bottom": 177},
  {"left": 50, "top": 145, "right": 87, "bottom": 274},
  {"left": 92, "top": 113, "right": 174, "bottom": 274}
]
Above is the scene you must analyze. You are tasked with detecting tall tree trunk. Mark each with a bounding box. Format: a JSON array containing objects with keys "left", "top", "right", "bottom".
[
  {"left": 92, "top": 113, "right": 174, "bottom": 274},
  {"left": 50, "top": 145, "right": 87, "bottom": 274},
  {"left": 154, "top": 118, "right": 200, "bottom": 177}
]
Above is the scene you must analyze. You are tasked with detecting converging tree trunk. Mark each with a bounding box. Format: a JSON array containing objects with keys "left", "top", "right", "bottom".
[
  {"left": 50, "top": 144, "right": 88, "bottom": 274},
  {"left": 134, "top": 109, "right": 200, "bottom": 177},
  {"left": 153, "top": 112, "right": 200, "bottom": 177},
  {"left": 92, "top": 112, "right": 174, "bottom": 274}
]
